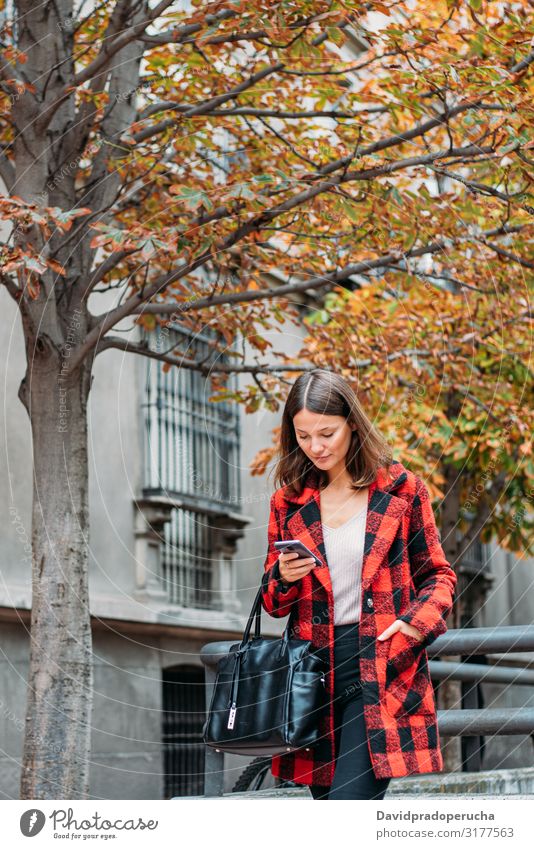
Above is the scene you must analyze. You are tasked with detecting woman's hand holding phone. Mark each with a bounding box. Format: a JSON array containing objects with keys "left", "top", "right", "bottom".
[{"left": 278, "top": 550, "right": 317, "bottom": 583}]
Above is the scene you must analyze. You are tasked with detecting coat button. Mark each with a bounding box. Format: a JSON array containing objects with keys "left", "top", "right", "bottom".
[{"left": 367, "top": 598, "right": 373, "bottom": 607}]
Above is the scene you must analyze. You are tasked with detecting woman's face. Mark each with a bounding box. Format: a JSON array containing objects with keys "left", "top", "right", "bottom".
[{"left": 293, "top": 408, "right": 355, "bottom": 478}]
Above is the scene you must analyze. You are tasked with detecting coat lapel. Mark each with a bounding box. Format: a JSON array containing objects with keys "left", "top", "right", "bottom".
[{"left": 282, "top": 463, "right": 409, "bottom": 595}]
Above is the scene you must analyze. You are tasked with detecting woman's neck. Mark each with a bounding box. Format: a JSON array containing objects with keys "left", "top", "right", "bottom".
[{"left": 322, "top": 470, "right": 354, "bottom": 492}]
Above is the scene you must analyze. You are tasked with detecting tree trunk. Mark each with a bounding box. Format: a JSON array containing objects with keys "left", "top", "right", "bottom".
[
  {"left": 9, "top": 0, "right": 147, "bottom": 798},
  {"left": 18, "top": 337, "right": 93, "bottom": 799}
]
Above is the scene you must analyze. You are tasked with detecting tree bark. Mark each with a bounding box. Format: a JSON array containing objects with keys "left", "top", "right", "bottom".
[
  {"left": 18, "top": 337, "right": 93, "bottom": 799},
  {"left": 10, "top": 0, "right": 145, "bottom": 798}
]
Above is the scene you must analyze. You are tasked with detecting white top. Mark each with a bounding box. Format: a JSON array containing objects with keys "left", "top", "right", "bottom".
[{"left": 322, "top": 505, "right": 367, "bottom": 625}]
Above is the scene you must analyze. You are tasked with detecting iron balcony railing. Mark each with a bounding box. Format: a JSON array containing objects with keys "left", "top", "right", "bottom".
[{"left": 199, "top": 624, "right": 534, "bottom": 796}]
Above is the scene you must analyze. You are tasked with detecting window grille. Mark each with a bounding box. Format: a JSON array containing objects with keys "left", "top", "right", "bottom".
[
  {"left": 142, "top": 324, "right": 241, "bottom": 608},
  {"left": 162, "top": 665, "right": 205, "bottom": 798}
]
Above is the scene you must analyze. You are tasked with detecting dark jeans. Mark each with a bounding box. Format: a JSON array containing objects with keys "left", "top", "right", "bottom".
[{"left": 309, "top": 622, "right": 391, "bottom": 801}]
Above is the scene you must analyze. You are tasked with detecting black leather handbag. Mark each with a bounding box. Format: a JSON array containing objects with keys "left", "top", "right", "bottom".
[{"left": 202, "top": 583, "right": 328, "bottom": 756}]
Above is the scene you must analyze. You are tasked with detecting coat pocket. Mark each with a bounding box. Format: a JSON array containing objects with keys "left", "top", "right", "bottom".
[{"left": 383, "top": 631, "right": 436, "bottom": 718}]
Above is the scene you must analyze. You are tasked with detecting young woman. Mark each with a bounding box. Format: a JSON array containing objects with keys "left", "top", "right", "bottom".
[{"left": 261, "top": 368, "right": 457, "bottom": 800}]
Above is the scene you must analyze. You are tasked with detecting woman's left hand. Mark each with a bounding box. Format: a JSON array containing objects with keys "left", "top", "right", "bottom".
[{"left": 377, "top": 619, "right": 424, "bottom": 643}]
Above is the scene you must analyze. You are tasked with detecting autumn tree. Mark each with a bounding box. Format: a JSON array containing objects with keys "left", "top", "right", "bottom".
[
  {"left": 0, "top": 0, "right": 532, "bottom": 796},
  {"left": 250, "top": 253, "right": 533, "bottom": 767}
]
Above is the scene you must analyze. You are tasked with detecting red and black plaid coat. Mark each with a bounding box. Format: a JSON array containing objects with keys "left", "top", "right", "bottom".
[{"left": 260, "top": 459, "right": 457, "bottom": 787}]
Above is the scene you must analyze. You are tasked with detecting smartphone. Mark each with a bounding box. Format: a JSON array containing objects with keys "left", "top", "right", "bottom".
[{"left": 274, "top": 539, "right": 323, "bottom": 568}]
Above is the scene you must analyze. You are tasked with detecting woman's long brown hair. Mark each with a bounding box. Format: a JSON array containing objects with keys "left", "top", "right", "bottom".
[{"left": 272, "top": 368, "right": 393, "bottom": 498}]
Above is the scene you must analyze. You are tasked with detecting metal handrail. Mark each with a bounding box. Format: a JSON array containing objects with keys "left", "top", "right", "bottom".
[
  {"left": 428, "top": 661, "right": 534, "bottom": 685},
  {"left": 437, "top": 708, "right": 534, "bottom": 735},
  {"left": 425, "top": 625, "right": 534, "bottom": 655},
  {"left": 199, "top": 625, "right": 534, "bottom": 796}
]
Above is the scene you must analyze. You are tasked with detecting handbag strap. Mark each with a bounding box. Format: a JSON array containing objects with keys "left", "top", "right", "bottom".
[
  {"left": 240, "top": 581, "right": 293, "bottom": 649},
  {"left": 226, "top": 580, "right": 294, "bottom": 718},
  {"left": 241, "top": 585, "right": 264, "bottom": 648}
]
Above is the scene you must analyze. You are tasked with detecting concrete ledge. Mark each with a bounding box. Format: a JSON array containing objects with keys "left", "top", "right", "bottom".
[
  {"left": 177, "top": 789, "right": 534, "bottom": 800},
  {"left": 385, "top": 765, "right": 534, "bottom": 797},
  {"left": 177, "top": 767, "right": 534, "bottom": 799}
]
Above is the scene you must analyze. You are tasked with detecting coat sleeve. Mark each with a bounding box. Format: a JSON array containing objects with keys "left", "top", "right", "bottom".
[
  {"left": 260, "top": 493, "right": 301, "bottom": 618},
  {"left": 397, "top": 475, "right": 457, "bottom": 646}
]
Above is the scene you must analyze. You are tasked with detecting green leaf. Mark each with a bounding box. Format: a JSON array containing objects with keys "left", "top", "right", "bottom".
[
  {"left": 390, "top": 187, "right": 403, "bottom": 206},
  {"left": 191, "top": 238, "right": 214, "bottom": 260},
  {"left": 225, "top": 182, "right": 255, "bottom": 200},
  {"left": 252, "top": 174, "right": 275, "bottom": 185},
  {"left": 306, "top": 309, "right": 330, "bottom": 326},
  {"left": 172, "top": 186, "right": 212, "bottom": 210}
]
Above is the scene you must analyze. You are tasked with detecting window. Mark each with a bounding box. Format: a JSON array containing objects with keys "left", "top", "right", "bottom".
[
  {"left": 142, "top": 323, "right": 241, "bottom": 608},
  {"left": 162, "top": 665, "right": 206, "bottom": 797}
]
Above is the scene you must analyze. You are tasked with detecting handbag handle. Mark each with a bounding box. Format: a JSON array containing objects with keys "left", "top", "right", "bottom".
[
  {"left": 226, "top": 579, "right": 294, "bottom": 722},
  {"left": 239, "top": 581, "right": 292, "bottom": 651},
  {"left": 240, "top": 585, "right": 264, "bottom": 648}
]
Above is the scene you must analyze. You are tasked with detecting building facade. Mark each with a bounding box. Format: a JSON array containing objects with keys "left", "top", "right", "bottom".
[{"left": 1, "top": 290, "right": 533, "bottom": 798}]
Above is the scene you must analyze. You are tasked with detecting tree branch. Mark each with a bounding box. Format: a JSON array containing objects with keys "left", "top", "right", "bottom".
[
  {"left": 0, "top": 153, "right": 15, "bottom": 191},
  {"left": 131, "top": 61, "right": 286, "bottom": 144},
  {"left": 0, "top": 270, "right": 21, "bottom": 301},
  {"left": 132, "top": 59, "right": 491, "bottom": 149},
  {"left": 82, "top": 249, "right": 140, "bottom": 301},
  {"left": 94, "top": 336, "right": 434, "bottom": 374},
  {"left": 138, "top": 15, "right": 355, "bottom": 50},
  {"left": 428, "top": 160, "right": 533, "bottom": 217},
  {"left": 137, "top": 103, "right": 375, "bottom": 121},
  {"left": 63, "top": 142, "right": 493, "bottom": 378},
  {"left": 72, "top": 3, "right": 234, "bottom": 87},
  {"left": 35, "top": 0, "right": 180, "bottom": 131},
  {"left": 477, "top": 238, "right": 534, "bottom": 269}
]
